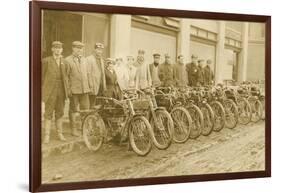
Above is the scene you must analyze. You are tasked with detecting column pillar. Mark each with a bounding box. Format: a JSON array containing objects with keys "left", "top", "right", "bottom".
[
  {"left": 177, "top": 19, "right": 191, "bottom": 63},
  {"left": 215, "top": 21, "right": 226, "bottom": 84},
  {"left": 110, "top": 14, "right": 131, "bottom": 58},
  {"left": 238, "top": 22, "right": 249, "bottom": 82}
]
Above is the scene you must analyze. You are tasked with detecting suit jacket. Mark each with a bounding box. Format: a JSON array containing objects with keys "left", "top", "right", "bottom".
[
  {"left": 42, "top": 56, "right": 69, "bottom": 103},
  {"left": 104, "top": 68, "right": 122, "bottom": 99},
  {"left": 149, "top": 63, "right": 161, "bottom": 86},
  {"left": 114, "top": 64, "right": 129, "bottom": 90},
  {"left": 188, "top": 62, "right": 199, "bottom": 86},
  {"left": 159, "top": 62, "right": 175, "bottom": 87},
  {"left": 86, "top": 55, "right": 106, "bottom": 95},
  {"left": 174, "top": 62, "right": 188, "bottom": 87},
  {"left": 65, "top": 55, "right": 91, "bottom": 95},
  {"left": 135, "top": 62, "right": 152, "bottom": 89},
  {"left": 197, "top": 66, "right": 205, "bottom": 86},
  {"left": 127, "top": 65, "right": 137, "bottom": 89},
  {"left": 203, "top": 65, "right": 214, "bottom": 85}
]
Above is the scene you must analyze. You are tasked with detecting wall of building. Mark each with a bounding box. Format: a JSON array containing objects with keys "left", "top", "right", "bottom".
[
  {"left": 130, "top": 27, "right": 177, "bottom": 64},
  {"left": 246, "top": 40, "right": 265, "bottom": 81},
  {"left": 245, "top": 23, "right": 265, "bottom": 81},
  {"left": 82, "top": 13, "right": 110, "bottom": 57},
  {"left": 43, "top": 11, "right": 266, "bottom": 83},
  {"left": 189, "top": 19, "right": 218, "bottom": 33}
]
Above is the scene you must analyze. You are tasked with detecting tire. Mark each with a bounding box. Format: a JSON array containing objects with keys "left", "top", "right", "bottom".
[
  {"left": 223, "top": 99, "right": 239, "bottom": 129},
  {"left": 170, "top": 106, "right": 192, "bottom": 143},
  {"left": 128, "top": 116, "right": 153, "bottom": 156},
  {"left": 82, "top": 113, "right": 106, "bottom": 151},
  {"left": 150, "top": 109, "right": 174, "bottom": 150},
  {"left": 210, "top": 101, "right": 226, "bottom": 132},
  {"left": 200, "top": 103, "right": 215, "bottom": 136},
  {"left": 237, "top": 98, "right": 252, "bottom": 125},
  {"left": 248, "top": 96, "right": 263, "bottom": 123},
  {"left": 186, "top": 104, "right": 204, "bottom": 139}
]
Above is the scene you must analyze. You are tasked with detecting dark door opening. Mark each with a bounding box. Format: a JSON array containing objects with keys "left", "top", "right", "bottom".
[{"left": 42, "top": 10, "right": 83, "bottom": 57}]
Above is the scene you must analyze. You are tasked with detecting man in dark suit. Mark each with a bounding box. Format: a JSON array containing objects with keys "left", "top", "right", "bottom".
[
  {"left": 149, "top": 53, "right": 161, "bottom": 87},
  {"left": 42, "top": 41, "right": 69, "bottom": 144},
  {"left": 159, "top": 54, "right": 175, "bottom": 87},
  {"left": 204, "top": 59, "right": 214, "bottom": 86},
  {"left": 187, "top": 54, "right": 199, "bottom": 87},
  {"left": 65, "top": 41, "right": 91, "bottom": 137},
  {"left": 197, "top": 59, "right": 205, "bottom": 86}
]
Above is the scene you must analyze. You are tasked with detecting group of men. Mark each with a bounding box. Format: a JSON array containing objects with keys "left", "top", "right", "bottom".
[{"left": 42, "top": 40, "right": 214, "bottom": 144}]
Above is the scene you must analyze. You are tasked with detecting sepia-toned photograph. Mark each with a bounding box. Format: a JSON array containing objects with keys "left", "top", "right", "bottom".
[{"left": 40, "top": 8, "right": 266, "bottom": 185}]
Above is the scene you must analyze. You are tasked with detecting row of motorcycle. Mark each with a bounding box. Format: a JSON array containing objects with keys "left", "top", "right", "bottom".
[{"left": 80, "top": 82, "right": 265, "bottom": 156}]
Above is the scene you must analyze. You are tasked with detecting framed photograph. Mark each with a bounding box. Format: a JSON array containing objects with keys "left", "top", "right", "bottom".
[{"left": 30, "top": 0, "right": 271, "bottom": 192}]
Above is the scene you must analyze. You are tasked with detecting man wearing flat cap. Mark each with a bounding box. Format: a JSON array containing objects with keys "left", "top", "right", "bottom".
[
  {"left": 204, "top": 59, "right": 214, "bottom": 86},
  {"left": 197, "top": 59, "right": 205, "bottom": 86},
  {"left": 42, "top": 41, "right": 69, "bottom": 143},
  {"left": 149, "top": 53, "right": 161, "bottom": 87},
  {"left": 159, "top": 54, "right": 175, "bottom": 87},
  {"left": 174, "top": 54, "right": 188, "bottom": 87},
  {"left": 186, "top": 54, "right": 199, "bottom": 87},
  {"left": 65, "top": 41, "right": 91, "bottom": 137},
  {"left": 86, "top": 42, "right": 106, "bottom": 109},
  {"left": 135, "top": 49, "right": 152, "bottom": 89}
]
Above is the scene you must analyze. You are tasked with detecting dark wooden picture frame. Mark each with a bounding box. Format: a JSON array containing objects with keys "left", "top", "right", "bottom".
[{"left": 30, "top": 1, "right": 271, "bottom": 192}]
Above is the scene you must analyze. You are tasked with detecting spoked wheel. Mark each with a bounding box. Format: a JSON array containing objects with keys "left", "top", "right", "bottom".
[
  {"left": 223, "top": 99, "right": 239, "bottom": 129},
  {"left": 186, "top": 104, "right": 204, "bottom": 139},
  {"left": 210, "top": 101, "right": 225, "bottom": 132},
  {"left": 170, "top": 106, "right": 192, "bottom": 143},
  {"left": 248, "top": 96, "right": 263, "bottom": 123},
  {"left": 150, "top": 109, "right": 174, "bottom": 150},
  {"left": 200, "top": 103, "right": 215, "bottom": 136},
  {"left": 82, "top": 113, "right": 106, "bottom": 151},
  {"left": 129, "top": 116, "right": 153, "bottom": 156},
  {"left": 237, "top": 97, "right": 252, "bottom": 125}
]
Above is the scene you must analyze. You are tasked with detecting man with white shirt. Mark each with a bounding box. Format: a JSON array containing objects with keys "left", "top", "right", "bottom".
[
  {"left": 42, "top": 41, "right": 69, "bottom": 143},
  {"left": 114, "top": 57, "right": 129, "bottom": 91},
  {"left": 126, "top": 56, "right": 137, "bottom": 89},
  {"left": 135, "top": 49, "right": 152, "bottom": 89}
]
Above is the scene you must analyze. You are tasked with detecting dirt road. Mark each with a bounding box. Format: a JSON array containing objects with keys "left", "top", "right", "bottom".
[{"left": 42, "top": 121, "right": 265, "bottom": 184}]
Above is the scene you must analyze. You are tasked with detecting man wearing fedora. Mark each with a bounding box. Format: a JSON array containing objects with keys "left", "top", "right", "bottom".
[
  {"left": 65, "top": 41, "right": 91, "bottom": 137},
  {"left": 87, "top": 42, "right": 107, "bottom": 109},
  {"left": 42, "top": 41, "right": 69, "bottom": 144}
]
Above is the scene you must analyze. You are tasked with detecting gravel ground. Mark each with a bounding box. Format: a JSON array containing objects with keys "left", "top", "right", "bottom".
[{"left": 42, "top": 121, "right": 265, "bottom": 184}]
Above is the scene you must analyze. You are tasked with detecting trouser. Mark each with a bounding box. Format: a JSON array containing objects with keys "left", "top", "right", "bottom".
[
  {"left": 44, "top": 84, "right": 65, "bottom": 120},
  {"left": 89, "top": 95, "right": 97, "bottom": 109},
  {"left": 43, "top": 83, "right": 66, "bottom": 142},
  {"left": 89, "top": 86, "right": 104, "bottom": 109},
  {"left": 69, "top": 93, "right": 90, "bottom": 129}
]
